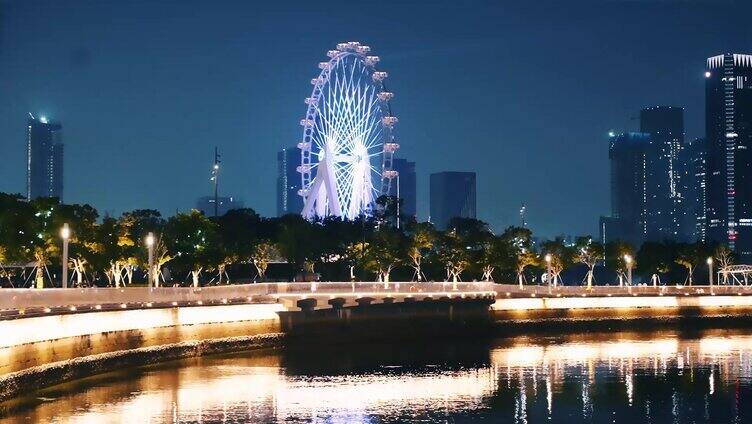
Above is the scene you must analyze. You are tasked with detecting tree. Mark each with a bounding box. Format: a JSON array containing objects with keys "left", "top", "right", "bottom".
[
  {"left": 540, "top": 238, "right": 574, "bottom": 286},
  {"left": 636, "top": 242, "right": 676, "bottom": 287},
  {"left": 96, "top": 216, "right": 133, "bottom": 287},
  {"left": 274, "top": 214, "right": 322, "bottom": 279},
  {"left": 715, "top": 245, "right": 734, "bottom": 285},
  {"left": 55, "top": 203, "right": 100, "bottom": 287},
  {"left": 319, "top": 216, "right": 369, "bottom": 280},
  {"left": 164, "top": 210, "right": 219, "bottom": 287},
  {"left": 447, "top": 217, "right": 491, "bottom": 279},
  {"left": 606, "top": 241, "right": 636, "bottom": 285},
  {"left": 0, "top": 194, "right": 39, "bottom": 286},
  {"left": 152, "top": 234, "right": 172, "bottom": 286},
  {"left": 480, "top": 234, "right": 508, "bottom": 282},
  {"left": 437, "top": 229, "right": 469, "bottom": 287},
  {"left": 574, "top": 236, "right": 604, "bottom": 289},
  {"left": 500, "top": 227, "right": 537, "bottom": 288},
  {"left": 25, "top": 198, "right": 63, "bottom": 288},
  {"left": 406, "top": 222, "right": 436, "bottom": 282},
  {"left": 675, "top": 242, "right": 708, "bottom": 286},
  {"left": 217, "top": 209, "right": 262, "bottom": 281},
  {"left": 361, "top": 227, "right": 405, "bottom": 286},
  {"left": 344, "top": 241, "right": 368, "bottom": 281},
  {"left": 251, "top": 241, "right": 278, "bottom": 281}
]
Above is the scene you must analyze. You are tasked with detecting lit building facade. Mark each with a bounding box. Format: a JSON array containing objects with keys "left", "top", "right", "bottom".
[
  {"left": 601, "top": 132, "right": 652, "bottom": 246},
  {"left": 639, "top": 106, "right": 685, "bottom": 241},
  {"left": 429, "top": 171, "right": 476, "bottom": 230},
  {"left": 26, "top": 115, "right": 64, "bottom": 200},
  {"left": 391, "top": 158, "right": 417, "bottom": 219},
  {"left": 681, "top": 137, "right": 707, "bottom": 242},
  {"left": 705, "top": 53, "right": 752, "bottom": 260},
  {"left": 276, "top": 147, "right": 303, "bottom": 216}
]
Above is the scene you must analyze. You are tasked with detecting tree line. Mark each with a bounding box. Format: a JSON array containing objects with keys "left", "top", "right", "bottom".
[{"left": 0, "top": 193, "right": 737, "bottom": 288}]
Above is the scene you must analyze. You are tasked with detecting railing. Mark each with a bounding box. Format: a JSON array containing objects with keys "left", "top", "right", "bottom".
[
  {"left": 4, "top": 281, "right": 748, "bottom": 317},
  {"left": 492, "top": 283, "right": 752, "bottom": 298}
]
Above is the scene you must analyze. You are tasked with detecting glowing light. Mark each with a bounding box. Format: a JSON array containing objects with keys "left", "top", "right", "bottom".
[
  {"left": 145, "top": 234, "right": 155, "bottom": 247},
  {"left": 300, "top": 43, "right": 397, "bottom": 220},
  {"left": 705, "top": 71, "right": 711, "bottom": 78},
  {"left": 0, "top": 304, "right": 285, "bottom": 349},
  {"left": 60, "top": 224, "right": 70, "bottom": 240}
]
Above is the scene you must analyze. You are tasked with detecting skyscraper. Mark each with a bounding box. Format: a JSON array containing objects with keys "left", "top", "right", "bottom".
[
  {"left": 429, "top": 172, "right": 476, "bottom": 230},
  {"left": 391, "top": 158, "right": 416, "bottom": 219},
  {"left": 277, "top": 147, "right": 303, "bottom": 216},
  {"left": 26, "top": 115, "right": 64, "bottom": 201},
  {"left": 681, "top": 138, "right": 707, "bottom": 242},
  {"left": 639, "top": 106, "right": 685, "bottom": 241},
  {"left": 705, "top": 54, "right": 752, "bottom": 260},
  {"left": 601, "top": 132, "right": 652, "bottom": 246}
]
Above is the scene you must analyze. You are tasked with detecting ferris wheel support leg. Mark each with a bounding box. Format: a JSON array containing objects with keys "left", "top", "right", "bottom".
[
  {"left": 321, "top": 156, "right": 343, "bottom": 217},
  {"left": 302, "top": 175, "right": 323, "bottom": 219}
]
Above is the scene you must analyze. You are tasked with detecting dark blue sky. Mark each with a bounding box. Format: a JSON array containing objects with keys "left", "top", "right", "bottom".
[{"left": 1, "top": 0, "right": 750, "bottom": 237}]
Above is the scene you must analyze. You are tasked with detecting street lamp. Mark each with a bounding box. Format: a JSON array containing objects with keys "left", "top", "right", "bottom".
[
  {"left": 545, "top": 254, "right": 552, "bottom": 287},
  {"left": 146, "top": 232, "right": 155, "bottom": 288},
  {"left": 624, "top": 254, "right": 633, "bottom": 286},
  {"left": 61, "top": 223, "right": 70, "bottom": 289},
  {"left": 707, "top": 257, "right": 714, "bottom": 287}
]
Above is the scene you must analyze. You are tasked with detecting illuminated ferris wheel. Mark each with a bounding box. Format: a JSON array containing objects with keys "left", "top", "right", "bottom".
[{"left": 298, "top": 41, "right": 399, "bottom": 220}]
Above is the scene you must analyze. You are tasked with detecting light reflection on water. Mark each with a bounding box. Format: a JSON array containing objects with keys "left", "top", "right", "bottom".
[{"left": 3, "top": 329, "right": 752, "bottom": 423}]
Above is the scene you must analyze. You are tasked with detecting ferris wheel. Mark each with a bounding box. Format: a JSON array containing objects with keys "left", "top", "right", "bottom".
[{"left": 298, "top": 41, "right": 399, "bottom": 220}]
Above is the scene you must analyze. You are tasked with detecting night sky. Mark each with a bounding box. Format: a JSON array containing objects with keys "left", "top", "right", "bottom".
[{"left": 1, "top": 0, "right": 750, "bottom": 237}]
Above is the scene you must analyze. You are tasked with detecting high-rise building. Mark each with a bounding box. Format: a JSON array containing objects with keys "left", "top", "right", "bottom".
[
  {"left": 26, "top": 115, "right": 64, "bottom": 201},
  {"left": 681, "top": 138, "right": 707, "bottom": 242},
  {"left": 639, "top": 106, "right": 685, "bottom": 241},
  {"left": 705, "top": 54, "right": 752, "bottom": 260},
  {"left": 429, "top": 171, "right": 476, "bottom": 230},
  {"left": 195, "top": 196, "right": 244, "bottom": 217},
  {"left": 601, "top": 132, "right": 652, "bottom": 246},
  {"left": 277, "top": 147, "right": 304, "bottom": 216},
  {"left": 391, "top": 158, "right": 416, "bottom": 219}
]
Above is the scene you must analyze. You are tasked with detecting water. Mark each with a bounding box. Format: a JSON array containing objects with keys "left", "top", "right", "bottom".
[{"left": 3, "top": 329, "right": 752, "bottom": 423}]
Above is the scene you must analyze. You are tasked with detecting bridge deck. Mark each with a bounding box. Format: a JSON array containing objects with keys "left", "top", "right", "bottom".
[
  {"left": 2, "top": 282, "right": 751, "bottom": 320},
  {"left": 0, "top": 282, "right": 497, "bottom": 319}
]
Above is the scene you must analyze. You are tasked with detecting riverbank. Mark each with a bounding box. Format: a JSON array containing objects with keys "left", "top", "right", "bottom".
[{"left": 5, "top": 285, "right": 752, "bottom": 404}]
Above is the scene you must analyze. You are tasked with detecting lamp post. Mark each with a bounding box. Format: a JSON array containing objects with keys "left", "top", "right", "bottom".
[
  {"left": 146, "top": 233, "right": 155, "bottom": 288},
  {"left": 707, "top": 257, "right": 714, "bottom": 287},
  {"left": 545, "top": 254, "right": 552, "bottom": 287},
  {"left": 61, "top": 223, "right": 70, "bottom": 289},
  {"left": 624, "top": 254, "right": 633, "bottom": 286}
]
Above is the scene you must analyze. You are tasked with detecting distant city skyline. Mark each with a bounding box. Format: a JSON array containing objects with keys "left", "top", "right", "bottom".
[{"left": 2, "top": 1, "right": 752, "bottom": 236}]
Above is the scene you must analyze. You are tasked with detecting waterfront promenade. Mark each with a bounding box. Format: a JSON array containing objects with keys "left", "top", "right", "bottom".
[
  {"left": 1, "top": 281, "right": 750, "bottom": 319},
  {"left": 3, "top": 281, "right": 752, "bottom": 402}
]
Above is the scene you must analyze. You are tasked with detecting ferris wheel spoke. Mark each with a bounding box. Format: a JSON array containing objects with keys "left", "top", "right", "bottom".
[{"left": 300, "top": 45, "right": 397, "bottom": 220}]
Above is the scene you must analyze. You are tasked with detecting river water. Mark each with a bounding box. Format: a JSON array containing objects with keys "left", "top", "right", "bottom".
[{"left": 3, "top": 329, "right": 752, "bottom": 423}]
